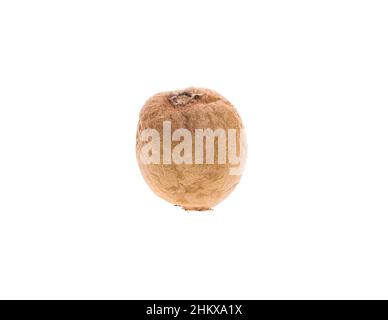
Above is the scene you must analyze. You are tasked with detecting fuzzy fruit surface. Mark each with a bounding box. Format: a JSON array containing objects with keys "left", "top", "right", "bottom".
[{"left": 136, "top": 87, "right": 245, "bottom": 211}]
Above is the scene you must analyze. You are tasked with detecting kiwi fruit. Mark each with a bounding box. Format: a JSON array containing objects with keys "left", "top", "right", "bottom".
[{"left": 136, "top": 87, "right": 246, "bottom": 211}]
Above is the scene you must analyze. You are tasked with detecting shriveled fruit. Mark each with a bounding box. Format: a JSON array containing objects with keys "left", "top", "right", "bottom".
[{"left": 136, "top": 87, "right": 246, "bottom": 211}]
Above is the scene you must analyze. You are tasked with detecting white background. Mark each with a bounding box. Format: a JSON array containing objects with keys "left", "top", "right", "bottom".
[{"left": 0, "top": 1, "right": 387, "bottom": 299}]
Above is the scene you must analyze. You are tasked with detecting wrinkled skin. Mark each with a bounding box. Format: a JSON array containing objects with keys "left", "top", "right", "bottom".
[{"left": 136, "top": 87, "right": 246, "bottom": 211}]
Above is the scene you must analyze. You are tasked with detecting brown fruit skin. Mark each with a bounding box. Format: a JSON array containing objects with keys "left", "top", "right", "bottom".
[{"left": 136, "top": 87, "right": 245, "bottom": 211}]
